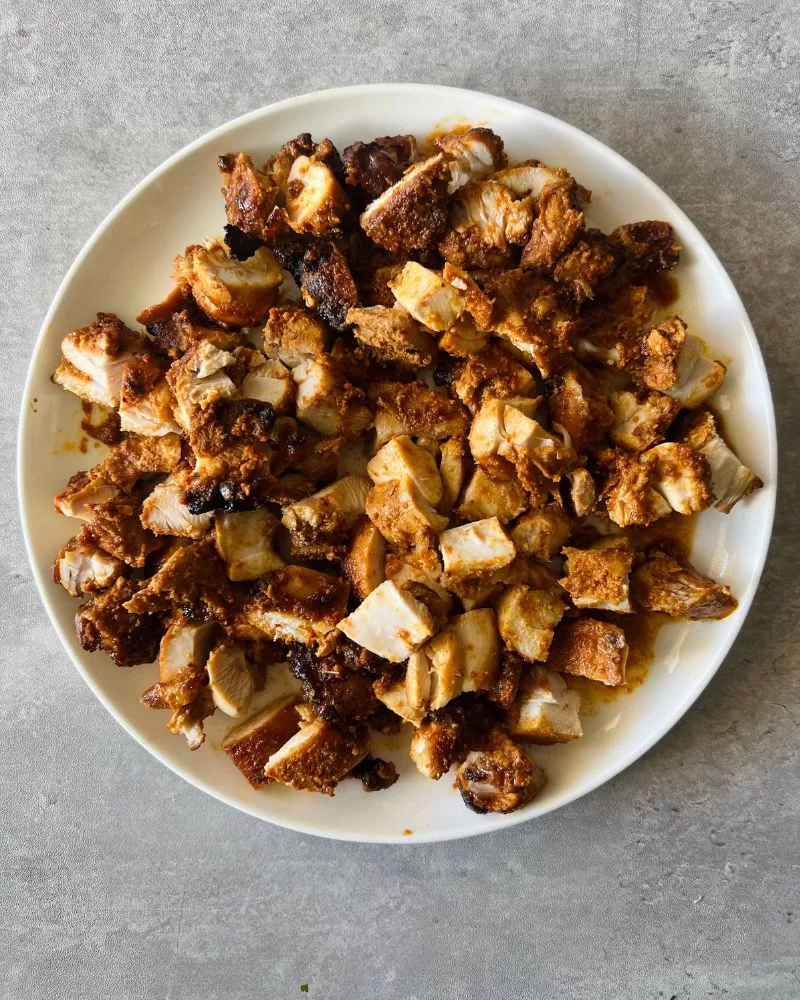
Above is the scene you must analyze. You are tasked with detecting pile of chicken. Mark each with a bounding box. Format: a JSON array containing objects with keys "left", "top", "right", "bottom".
[{"left": 50, "top": 127, "right": 763, "bottom": 814}]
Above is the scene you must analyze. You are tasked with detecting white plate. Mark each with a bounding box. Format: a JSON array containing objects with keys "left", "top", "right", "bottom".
[{"left": 18, "top": 84, "right": 777, "bottom": 843}]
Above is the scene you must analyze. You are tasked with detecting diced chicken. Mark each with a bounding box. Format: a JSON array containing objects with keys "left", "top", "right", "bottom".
[
  {"left": 496, "top": 585, "right": 565, "bottom": 661},
  {"left": 600, "top": 449, "right": 672, "bottom": 527},
  {"left": 409, "top": 713, "right": 462, "bottom": 779},
  {"left": 370, "top": 381, "right": 470, "bottom": 443},
  {"left": 632, "top": 320, "right": 726, "bottom": 408},
  {"left": 455, "top": 467, "right": 528, "bottom": 524},
  {"left": 456, "top": 730, "right": 546, "bottom": 814},
  {"left": 470, "top": 397, "right": 572, "bottom": 481},
  {"left": 343, "top": 516, "right": 386, "bottom": 599},
  {"left": 293, "top": 357, "right": 373, "bottom": 438},
  {"left": 141, "top": 470, "right": 213, "bottom": 538},
  {"left": 342, "top": 134, "right": 417, "bottom": 199},
  {"left": 631, "top": 549, "right": 737, "bottom": 620},
  {"left": 385, "top": 548, "right": 452, "bottom": 613},
  {"left": 506, "top": 666, "right": 582, "bottom": 744},
  {"left": 439, "top": 517, "right": 516, "bottom": 586},
  {"left": 360, "top": 153, "right": 452, "bottom": 253},
  {"left": 282, "top": 475, "right": 372, "bottom": 559},
  {"left": 75, "top": 577, "right": 164, "bottom": 667},
  {"left": 438, "top": 437, "right": 469, "bottom": 514},
  {"left": 641, "top": 442, "right": 713, "bottom": 515},
  {"left": 241, "top": 357, "right": 295, "bottom": 414},
  {"left": 451, "top": 346, "right": 538, "bottom": 413},
  {"left": 441, "top": 263, "right": 495, "bottom": 330},
  {"left": 520, "top": 173, "right": 586, "bottom": 270},
  {"left": 55, "top": 472, "right": 120, "bottom": 520},
  {"left": 279, "top": 238, "right": 360, "bottom": 332},
  {"left": 263, "top": 305, "right": 330, "bottom": 368},
  {"left": 548, "top": 362, "right": 613, "bottom": 453},
  {"left": 552, "top": 232, "right": 617, "bottom": 303},
  {"left": 439, "top": 180, "right": 532, "bottom": 269},
  {"left": 547, "top": 617, "right": 629, "bottom": 687},
  {"left": 218, "top": 152, "right": 280, "bottom": 245},
  {"left": 243, "top": 566, "right": 350, "bottom": 646},
  {"left": 165, "top": 688, "right": 216, "bottom": 751},
  {"left": 608, "top": 387, "right": 678, "bottom": 452},
  {"left": 174, "top": 241, "right": 284, "bottom": 326},
  {"left": 166, "top": 340, "right": 238, "bottom": 430},
  {"left": 140, "top": 616, "right": 217, "bottom": 710},
  {"left": 119, "top": 354, "right": 181, "bottom": 436},
  {"left": 75, "top": 496, "right": 159, "bottom": 568},
  {"left": 263, "top": 718, "right": 370, "bottom": 795},
  {"left": 337, "top": 580, "right": 436, "bottom": 662},
  {"left": 367, "top": 436, "right": 443, "bottom": 505},
  {"left": 366, "top": 477, "right": 449, "bottom": 550},
  {"left": 53, "top": 535, "right": 124, "bottom": 597},
  {"left": 675, "top": 409, "right": 763, "bottom": 513},
  {"left": 560, "top": 543, "right": 633, "bottom": 612},
  {"left": 608, "top": 220, "right": 681, "bottom": 278},
  {"left": 435, "top": 127, "right": 505, "bottom": 192},
  {"left": 55, "top": 313, "right": 149, "bottom": 409},
  {"left": 492, "top": 161, "right": 575, "bottom": 199},
  {"left": 439, "top": 315, "right": 492, "bottom": 356},
  {"left": 222, "top": 694, "right": 302, "bottom": 788},
  {"left": 388, "top": 262, "right": 466, "bottom": 331},
  {"left": 214, "top": 509, "right": 284, "bottom": 580},
  {"left": 567, "top": 468, "right": 597, "bottom": 518},
  {"left": 346, "top": 306, "right": 437, "bottom": 369},
  {"left": 510, "top": 508, "right": 571, "bottom": 561},
  {"left": 456, "top": 608, "right": 502, "bottom": 693},
  {"left": 285, "top": 153, "right": 349, "bottom": 235},
  {"left": 206, "top": 640, "right": 255, "bottom": 717},
  {"left": 373, "top": 676, "right": 426, "bottom": 726},
  {"left": 664, "top": 335, "right": 726, "bottom": 408}
]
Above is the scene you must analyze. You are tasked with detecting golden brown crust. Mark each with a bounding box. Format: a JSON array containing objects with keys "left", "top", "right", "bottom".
[
  {"left": 560, "top": 546, "right": 634, "bottom": 609},
  {"left": 521, "top": 180, "right": 585, "bottom": 271},
  {"left": 631, "top": 549, "right": 737, "bottom": 620},
  {"left": 360, "top": 154, "right": 452, "bottom": 253},
  {"left": 263, "top": 719, "right": 371, "bottom": 795},
  {"left": 547, "top": 617, "right": 628, "bottom": 686},
  {"left": 218, "top": 152, "right": 280, "bottom": 243},
  {"left": 222, "top": 697, "right": 302, "bottom": 788},
  {"left": 370, "top": 381, "right": 470, "bottom": 439}
]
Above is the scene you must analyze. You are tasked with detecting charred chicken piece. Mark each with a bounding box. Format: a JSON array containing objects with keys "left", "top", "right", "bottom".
[
  {"left": 243, "top": 566, "right": 350, "bottom": 647},
  {"left": 75, "top": 577, "right": 165, "bottom": 667},
  {"left": 456, "top": 730, "right": 546, "bottom": 814},
  {"left": 343, "top": 516, "right": 386, "bottom": 600},
  {"left": 124, "top": 540, "right": 234, "bottom": 622},
  {"left": 343, "top": 134, "right": 417, "bottom": 200},
  {"left": 351, "top": 756, "right": 399, "bottom": 792},
  {"left": 282, "top": 474, "right": 372, "bottom": 560},
  {"left": 631, "top": 549, "right": 737, "bottom": 620},
  {"left": 287, "top": 642, "right": 384, "bottom": 724},
  {"left": 547, "top": 617, "right": 629, "bottom": 687},
  {"left": 218, "top": 152, "right": 281, "bottom": 245},
  {"left": 608, "top": 220, "right": 681, "bottom": 278},
  {"left": 263, "top": 717, "right": 371, "bottom": 795},
  {"left": 222, "top": 695, "right": 302, "bottom": 788}
]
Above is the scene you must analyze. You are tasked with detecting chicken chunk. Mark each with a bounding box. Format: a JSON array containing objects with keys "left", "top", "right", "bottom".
[
  {"left": 455, "top": 467, "right": 528, "bottom": 524},
  {"left": 675, "top": 409, "right": 763, "bottom": 513},
  {"left": 496, "top": 585, "right": 566, "bottom": 661},
  {"left": 218, "top": 152, "right": 280, "bottom": 245},
  {"left": 263, "top": 304, "right": 330, "bottom": 368},
  {"left": 279, "top": 238, "right": 359, "bottom": 331},
  {"left": 506, "top": 666, "right": 582, "bottom": 744},
  {"left": 360, "top": 153, "right": 452, "bottom": 253},
  {"left": 608, "top": 220, "right": 681, "bottom": 278},
  {"left": 435, "top": 127, "right": 505, "bottom": 192},
  {"left": 441, "top": 263, "right": 495, "bottom": 330},
  {"left": 631, "top": 549, "right": 737, "bottom": 620},
  {"left": 54, "top": 313, "right": 149, "bottom": 409},
  {"left": 510, "top": 507, "right": 571, "bottom": 561},
  {"left": 166, "top": 340, "right": 238, "bottom": 431},
  {"left": 292, "top": 357, "right": 372, "bottom": 438},
  {"left": 243, "top": 566, "right": 350, "bottom": 646},
  {"left": 140, "top": 616, "right": 217, "bottom": 711},
  {"left": 552, "top": 231, "right": 617, "bottom": 303},
  {"left": 547, "top": 617, "right": 629, "bottom": 687},
  {"left": 438, "top": 437, "right": 469, "bottom": 514},
  {"left": 384, "top": 548, "right": 452, "bottom": 613},
  {"left": 373, "top": 675, "right": 427, "bottom": 726},
  {"left": 56, "top": 470, "right": 119, "bottom": 523},
  {"left": 492, "top": 161, "right": 576, "bottom": 199},
  {"left": 342, "top": 134, "right": 418, "bottom": 199},
  {"left": 285, "top": 152, "right": 349, "bottom": 235},
  {"left": 222, "top": 694, "right": 302, "bottom": 788},
  {"left": 240, "top": 357, "right": 295, "bottom": 413},
  {"left": 346, "top": 306, "right": 437, "bottom": 369},
  {"left": 366, "top": 477, "right": 448, "bottom": 551},
  {"left": 608, "top": 387, "right": 678, "bottom": 452},
  {"left": 520, "top": 175, "right": 586, "bottom": 270},
  {"left": 337, "top": 580, "right": 436, "bottom": 662},
  {"left": 470, "top": 397, "right": 573, "bottom": 481},
  {"left": 439, "top": 180, "right": 532, "bottom": 269},
  {"left": 53, "top": 535, "right": 124, "bottom": 597},
  {"left": 409, "top": 713, "right": 462, "bottom": 779},
  {"left": 367, "top": 436, "right": 443, "bottom": 505},
  {"left": 560, "top": 543, "right": 633, "bottom": 612},
  {"left": 214, "top": 509, "right": 284, "bottom": 580},
  {"left": 439, "top": 517, "right": 516, "bottom": 586},
  {"left": 343, "top": 516, "right": 386, "bottom": 599},
  {"left": 77, "top": 496, "right": 161, "bottom": 568},
  {"left": 263, "top": 718, "right": 370, "bottom": 795},
  {"left": 388, "top": 262, "right": 466, "bottom": 331},
  {"left": 206, "top": 640, "right": 255, "bottom": 717},
  {"left": 631, "top": 319, "right": 726, "bottom": 408},
  {"left": 371, "top": 381, "right": 470, "bottom": 444},
  {"left": 165, "top": 688, "right": 216, "bottom": 751},
  {"left": 141, "top": 469, "right": 214, "bottom": 538},
  {"left": 282, "top": 475, "right": 371, "bottom": 559},
  {"left": 663, "top": 335, "right": 726, "bottom": 408},
  {"left": 456, "top": 730, "right": 546, "bottom": 814},
  {"left": 75, "top": 577, "right": 164, "bottom": 667},
  {"left": 641, "top": 442, "right": 713, "bottom": 515},
  {"left": 548, "top": 362, "right": 613, "bottom": 453},
  {"left": 124, "top": 539, "right": 233, "bottom": 621},
  {"left": 118, "top": 354, "right": 182, "bottom": 436},
  {"left": 450, "top": 346, "right": 538, "bottom": 413},
  {"left": 600, "top": 449, "right": 672, "bottom": 527},
  {"left": 174, "top": 241, "right": 284, "bottom": 326}
]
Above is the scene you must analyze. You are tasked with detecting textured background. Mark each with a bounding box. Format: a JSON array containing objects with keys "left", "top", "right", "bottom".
[{"left": 2, "top": 2, "right": 799, "bottom": 998}]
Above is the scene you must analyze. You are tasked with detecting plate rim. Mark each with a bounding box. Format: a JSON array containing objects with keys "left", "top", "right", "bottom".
[{"left": 17, "top": 82, "right": 778, "bottom": 843}]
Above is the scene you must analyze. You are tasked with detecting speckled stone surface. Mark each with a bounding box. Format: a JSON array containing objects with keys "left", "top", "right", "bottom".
[{"left": 2, "top": 2, "right": 799, "bottom": 997}]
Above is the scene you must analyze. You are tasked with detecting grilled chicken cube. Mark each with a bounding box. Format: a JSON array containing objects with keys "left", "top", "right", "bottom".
[
  {"left": 343, "top": 516, "right": 386, "bottom": 599},
  {"left": 506, "top": 666, "right": 582, "bottom": 744},
  {"left": 285, "top": 153, "right": 349, "bottom": 236},
  {"left": 633, "top": 319, "right": 726, "bottom": 407},
  {"left": 222, "top": 695, "right": 302, "bottom": 787},
  {"left": 664, "top": 336, "right": 726, "bottom": 408},
  {"left": 371, "top": 381, "right": 470, "bottom": 443},
  {"left": 409, "top": 714, "right": 462, "bottom": 779},
  {"left": 470, "top": 397, "right": 572, "bottom": 482},
  {"left": 492, "top": 161, "right": 576, "bottom": 199},
  {"left": 675, "top": 409, "right": 763, "bottom": 513},
  {"left": 77, "top": 496, "right": 160, "bottom": 568},
  {"left": 441, "top": 263, "right": 494, "bottom": 330},
  {"left": 293, "top": 357, "right": 373, "bottom": 438},
  {"left": 600, "top": 449, "right": 672, "bottom": 527},
  {"left": 54, "top": 312, "right": 149, "bottom": 409},
  {"left": 385, "top": 548, "right": 452, "bottom": 613},
  {"left": 342, "top": 133, "right": 418, "bottom": 199},
  {"left": 243, "top": 566, "right": 350, "bottom": 646},
  {"left": 456, "top": 608, "right": 502, "bottom": 694},
  {"left": 439, "top": 315, "right": 492, "bottom": 356},
  {"left": 367, "top": 436, "right": 443, "bottom": 505},
  {"left": 337, "top": 580, "right": 436, "bottom": 662},
  {"left": 631, "top": 549, "right": 737, "bottom": 620},
  {"left": 608, "top": 220, "right": 681, "bottom": 277},
  {"left": 165, "top": 688, "right": 216, "bottom": 751},
  {"left": 608, "top": 387, "right": 678, "bottom": 452},
  {"left": 218, "top": 151, "right": 280, "bottom": 244},
  {"left": 520, "top": 173, "right": 586, "bottom": 270},
  {"left": 366, "top": 477, "right": 449, "bottom": 550},
  {"left": 451, "top": 346, "right": 538, "bottom": 413},
  {"left": 552, "top": 232, "right": 617, "bottom": 303},
  {"left": 124, "top": 539, "right": 233, "bottom": 621},
  {"left": 167, "top": 340, "right": 238, "bottom": 430},
  {"left": 282, "top": 475, "right": 372, "bottom": 559},
  {"left": 141, "top": 469, "right": 213, "bottom": 538},
  {"left": 263, "top": 718, "right": 370, "bottom": 795},
  {"left": 140, "top": 615, "right": 216, "bottom": 710},
  {"left": 360, "top": 153, "right": 452, "bottom": 253},
  {"left": 435, "top": 127, "right": 505, "bottom": 192},
  {"left": 373, "top": 676, "right": 427, "bottom": 726},
  {"left": 496, "top": 585, "right": 566, "bottom": 661},
  {"left": 75, "top": 577, "right": 164, "bottom": 667},
  {"left": 439, "top": 517, "right": 516, "bottom": 586},
  {"left": 440, "top": 180, "right": 533, "bottom": 269},
  {"left": 456, "top": 730, "right": 546, "bottom": 814},
  {"left": 510, "top": 508, "right": 571, "bottom": 561},
  {"left": 388, "top": 261, "right": 466, "bottom": 331},
  {"left": 206, "top": 640, "right": 255, "bottom": 717},
  {"left": 53, "top": 535, "right": 124, "bottom": 597},
  {"left": 560, "top": 543, "right": 634, "bottom": 612},
  {"left": 548, "top": 362, "right": 613, "bottom": 453},
  {"left": 641, "top": 442, "right": 713, "bottom": 515},
  {"left": 407, "top": 627, "right": 461, "bottom": 711},
  {"left": 119, "top": 355, "right": 181, "bottom": 436},
  {"left": 438, "top": 437, "right": 469, "bottom": 514},
  {"left": 55, "top": 472, "right": 120, "bottom": 520},
  {"left": 214, "top": 509, "right": 284, "bottom": 580},
  {"left": 174, "top": 241, "right": 283, "bottom": 327},
  {"left": 455, "top": 467, "right": 528, "bottom": 523},
  {"left": 263, "top": 304, "right": 330, "bottom": 368},
  {"left": 346, "top": 306, "right": 437, "bottom": 369},
  {"left": 241, "top": 357, "right": 295, "bottom": 413},
  {"left": 547, "top": 617, "right": 629, "bottom": 687}
]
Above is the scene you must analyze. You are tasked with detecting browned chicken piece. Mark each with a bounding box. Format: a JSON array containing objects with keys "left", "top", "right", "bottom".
[
  {"left": 345, "top": 306, "right": 437, "bottom": 369},
  {"left": 145, "top": 308, "right": 244, "bottom": 361},
  {"left": 206, "top": 639, "right": 255, "bottom": 717},
  {"left": 338, "top": 579, "right": 437, "bottom": 662},
  {"left": 360, "top": 153, "right": 452, "bottom": 253},
  {"left": 548, "top": 361, "right": 613, "bottom": 453},
  {"left": 520, "top": 174, "right": 586, "bottom": 271},
  {"left": 218, "top": 152, "right": 280, "bottom": 244},
  {"left": 141, "top": 467, "right": 214, "bottom": 538},
  {"left": 439, "top": 517, "right": 517, "bottom": 589},
  {"left": 82, "top": 495, "right": 162, "bottom": 567},
  {"left": 174, "top": 240, "right": 284, "bottom": 327},
  {"left": 456, "top": 730, "right": 546, "bottom": 814},
  {"left": 492, "top": 160, "right": 580, "bottom": 199},
  {"left": 640, "top": 442, "right": 713, "bottom": 515},
  {"left": 118, "top": 353, "right": 182, "bottom": 436},
  {"left": 75, "top": 577, "right": 165, "bottom": 667},
  {"left": 567, "top": 467, "right": 597, "bottom": 518},
  {"left": 441, "top": 263, "right": 495, "bottom": 331},
  {"left": 608, "top": 387, "right": 679, "bottom": 452},
  {"left": 547, "top": 617, "right": 629, "bottom": 687},
  {"left": 287, "top": 640, "right": 387, "bottom": 725},
  {"left": 409, "top": 712, "right": 462, "bottom": 779},
  {"left": 165, "top": 687, "right": 216, "bottom": 751},
  {"left": 166, "top": 340, "right": 238, "bottom": 433},
  {"left": 279, "top": 238, "right": 360, "bottom": 331},
  {"left": 370, "top": 381, "right": 470, "bottom": 444},
  {"left": 293, "top": 356, "right": 373, "bottom": 438},
  {"left": 139, "top": 615, "right": 216, "bottom": 711},
  {"left": 385, "top": 548, "right": 452, "bottom": 613},
  {"left": 489, "top": 650, "right": 524, "bottom": 709},
  {"left": 54, "top": 471, "right": 121, "bottom": 521},
  {"left": 343, "top": 516, "right": 386, "bottom": 599},
  {"left": 240, "top": 355, "right": 294, "bottom": 413},
  {"left": 93, "top": 434, "right": 183, "bottom": 490},
  {"left": 450, "top": 346, "right": 538, "bottom": 413},
  {"left": 455, "top": 467, "right": 528, "bottom": 524},
  {"left": 343, "top": 134, "right": 418, "bottom": 199},
  {"left": 388, "top": 261, "right": 467, "bottom": 331},
  {"left": 599, "top": 448, "right": 672, "bottom": 527},
  {"left": 263, "top": 717, "right": 371, "bottom": 794},
  {"left": 351, "top": 757, "right": 399, "bottom": 792},
  {"left": 52, "top": 312, "right": 149, "bottom": 409},
  {"left": 560, "top": 542, "right": 634, "bottom": 612},
  {"left": 631, "top": 549, "right": 737, "bottom": 620},
  {"left": 552, "top": 230, "right": 618, "bottom": 303},
  {"left": 214, "top": 509, "right": 284, "bottom": 580},
  {"left": 470, "top": 397, "right": 573, "bottom": 482},
  {"left": 282, "top": 475, "right": 372, "bottom": 560},
  {"left": 438, "top": 437, "right": 470, "bottom": 514},
  {"left": 674, "top": 409, "right": 763, "bottom": 513},
  {"left": 284, "top": 147, "right": 350, "bottom": 236},
  {"left": 222, "top": 694, "right": 302, "bottom": 788},
  {"left": 608, "top": 220, "right": 681, "bottom": 278},
  {"left": 243, "top": 565, "right": 350, "bottom": 646},
  {"left": 510, "top": 507, "right": 571, "bottom": 561},
  {"left": 263, "top": 132, "right": 316, "bottom": 189},
  {"left": 53, "top": 533, "right": 124, "bottom": 597},
  {"left": 367, "top": 435, "right": 443, "bottom": 505},
  {"left": 135, "top": 283, "right": 192, "bottom": 326},
  {"left": 181, "top": 442, "right": 274, "bottom": 513},
  {"left": 366, "top": 477, "right": 449, "bottom": 550},
  {"left": 124, "top": 540, "right": 234, "bottom": 621},
  {"left": 435, "top": 127, "right": 505, "bottom": 188},
  {"left": 438, "top": 315, "right": 489, "bottom": 356},
  {"left": 506, "top": 666, "right": 582, "bottom": 744},
  {"left": 496, "top": 585, "right": 566, "bottom": 661},
  {"left": 630, "top": 316, "right": 688, "bottom": 392},
  {"left": 572, "top": 283, "right": 655, "bottom": 370},
  {"left": 263, "top": 304, "right": 330, "bottom": 368},
  {"left": 439, "top": 180, "right": 533, "bottom": 269}
]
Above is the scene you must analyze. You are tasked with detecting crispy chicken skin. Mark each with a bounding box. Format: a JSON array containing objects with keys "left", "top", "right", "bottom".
[
  {"left": 124, "top": 540, "right": 234, "bottom": 622},
  {"left": 631, "top": 549, "right": 737, "bottom": 620},
  {"left": 547, "top": 617, "right": 629, "bottom": 687},
  {"left": 456, "top": 730, "right": 546, "bottom": 814}
]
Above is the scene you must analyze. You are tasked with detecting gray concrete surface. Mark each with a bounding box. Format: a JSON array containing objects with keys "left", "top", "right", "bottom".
[{"left": 2, "top": 2, "right": 799, "bottom": 997}]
